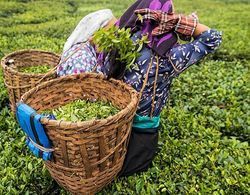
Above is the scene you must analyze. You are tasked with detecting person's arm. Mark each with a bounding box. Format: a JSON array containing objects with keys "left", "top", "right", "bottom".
[
  {"left": 103, "top": 17, "right": 118, "bottom": 30},
  {"left": 193, "top": 23, "right": 210, "bottom": 37},
  {"left": 168, "top": 24, "right": 222, "bottom": 74}
]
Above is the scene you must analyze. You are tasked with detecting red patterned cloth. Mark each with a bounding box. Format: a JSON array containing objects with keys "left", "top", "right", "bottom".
[{"left": 135, "top": 8, "right": 198, "bottom": 37}]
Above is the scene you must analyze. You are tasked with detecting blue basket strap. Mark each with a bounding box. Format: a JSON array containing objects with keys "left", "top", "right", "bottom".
[{"left": 16, "top": 103, "right": 53, "bottom": 161}]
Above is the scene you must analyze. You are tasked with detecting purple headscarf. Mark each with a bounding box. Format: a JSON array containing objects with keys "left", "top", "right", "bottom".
[{"left": 118, "top": 0, "right": 177, "bottom": 56}]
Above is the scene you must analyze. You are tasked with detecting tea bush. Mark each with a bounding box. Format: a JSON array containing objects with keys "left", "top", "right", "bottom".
[{"left": 0, "top": 0, "right": 249, "bottom": 194}]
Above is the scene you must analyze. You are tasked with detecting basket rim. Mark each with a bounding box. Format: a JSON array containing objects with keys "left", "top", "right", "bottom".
[
  {"left": 0, "top": 49, "right": 60, "bottom": 77},
  {"left": 20, "top": 73, "right": 139, "bottom": 129}
]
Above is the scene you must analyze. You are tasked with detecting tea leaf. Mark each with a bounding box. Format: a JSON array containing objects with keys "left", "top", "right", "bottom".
[
  {"left": 93, "top": 26, "right": 147, "bottom": 70},
  {"left": 19, "top": 65, "right": 51, "bottom": 74},
  {"left": 42, "top": 99, "right": 120, "bottom": 122}
]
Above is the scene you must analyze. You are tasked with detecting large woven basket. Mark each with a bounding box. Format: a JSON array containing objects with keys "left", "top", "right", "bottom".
[
  {"left": 1, "top": 49, "right": 60, "bottom": 113},
  {"left": 20, "top": 73, "right": 139, "bottom": 194}
]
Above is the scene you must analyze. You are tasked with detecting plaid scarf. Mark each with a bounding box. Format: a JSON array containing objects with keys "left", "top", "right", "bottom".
[
  {"left": 118, "top": 0, "right": 177, "bottom": 56},
  {"left": 135, "top": 8, "right": 198, "bottom": 37}
]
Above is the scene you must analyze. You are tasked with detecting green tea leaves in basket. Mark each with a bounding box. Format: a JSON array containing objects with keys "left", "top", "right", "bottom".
[
  {"left": 42, "top": 99, "right": 120, "bottom": 122},
  {"left": 19, "top": 65, "right": 52, "bottom": 74}
]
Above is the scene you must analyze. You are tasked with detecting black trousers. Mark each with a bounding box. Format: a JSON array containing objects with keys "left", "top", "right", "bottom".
[{"left": 119, "top": 127, "right": 159, "bottom": 177}]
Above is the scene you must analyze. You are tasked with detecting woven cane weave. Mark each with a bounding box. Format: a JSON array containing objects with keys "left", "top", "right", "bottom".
[
  {"left": 20, "top": 73, "right": 139, "bottom": 194},
  {"left": 1, "top": 50, "right": 60, "bottom": 113}
]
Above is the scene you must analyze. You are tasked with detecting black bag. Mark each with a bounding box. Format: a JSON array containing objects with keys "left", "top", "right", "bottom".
[{"left": 119, "top": 127, "right": 159, "bottom": 177}]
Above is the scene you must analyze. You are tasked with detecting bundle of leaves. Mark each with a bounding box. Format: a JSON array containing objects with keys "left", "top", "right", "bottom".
[
  {"left": 42, "top": 99, "right": 120, "bottom": 122},
  {"left": 19, "top": 65, "right": 51, "bottom": 74},
  {"left": 93, "top": 26, "right": 148, "bottom": 70}
]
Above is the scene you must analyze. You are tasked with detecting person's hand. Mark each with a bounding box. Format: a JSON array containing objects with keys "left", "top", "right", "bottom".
[
  {"left": 88, "top": 36, "right": 93, "bottom": 44},
  {"left": 103, "top": 17, "right": 117, "bottom": 30},
  {"left": 192, "top": 23, "right": 210, "bottom": 38},
  {"left": 88, "top": 36, "right": 102, "bottom": 53}
]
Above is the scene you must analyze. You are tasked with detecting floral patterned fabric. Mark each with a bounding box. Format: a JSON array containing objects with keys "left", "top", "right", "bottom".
[
  {"left": 102, "top": 29, "right": 222, "bottom": 117},
  {"left": 57, "top": 29, "right": 222, "bottom": 121},
  {"left": 57, "top": 42, "right": 102, "bottom": 76}
]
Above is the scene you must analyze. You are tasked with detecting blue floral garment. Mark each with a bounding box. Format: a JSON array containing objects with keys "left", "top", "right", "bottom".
[
  {"left": 102, "top": 29, "right": 222, "bottom": 122},
  {"left": 58, "top": 29, "right": 222, "bottom": 129}
]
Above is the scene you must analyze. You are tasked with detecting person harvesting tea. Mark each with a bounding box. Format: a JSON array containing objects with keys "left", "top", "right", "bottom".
[{"left": 57, "top": 0, "right": 222, "bottom": 176}]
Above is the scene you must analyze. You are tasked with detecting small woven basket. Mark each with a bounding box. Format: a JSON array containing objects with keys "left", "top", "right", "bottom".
[
  {"left": 1, "top": 49, "right": 60, "bottom": 113},
  {"left": 20, "top": 73, "right": 139, "bottom": 194}
]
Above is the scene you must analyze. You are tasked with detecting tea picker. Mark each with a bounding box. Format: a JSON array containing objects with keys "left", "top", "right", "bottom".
[
  {"left": 57, "top": 0, "right": 222, "bottom": 177},
  {"left": 8, "top": 0, "right": 222, "bottom": 194}
]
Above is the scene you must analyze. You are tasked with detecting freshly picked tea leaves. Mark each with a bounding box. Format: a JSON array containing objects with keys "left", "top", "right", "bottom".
[
  {"left": 42, "top": 99, "right": 120, "bottom": 122},
  {"left": 19, "top": 65, "right": 51, "bottom": 74},
  {"left": 93, "top": 26, "right": 148, "bottom": 70}
]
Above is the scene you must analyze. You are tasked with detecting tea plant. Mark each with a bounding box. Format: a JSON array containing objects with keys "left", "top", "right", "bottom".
[{"left": 0, "top": 0, "right": 249, "bottom": 194}]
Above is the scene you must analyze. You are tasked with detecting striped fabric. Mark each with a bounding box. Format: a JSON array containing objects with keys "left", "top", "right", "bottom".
[
  {"left": 135, "top": 8, "right": 197, "bottom": 37},
  {"left": 175, "top": 14, "right": 197, "bottom": 36}
]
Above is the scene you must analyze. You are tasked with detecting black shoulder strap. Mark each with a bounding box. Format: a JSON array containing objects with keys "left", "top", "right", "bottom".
[{"left": 30, "top": 112, "right": 43, "bottom": 158}]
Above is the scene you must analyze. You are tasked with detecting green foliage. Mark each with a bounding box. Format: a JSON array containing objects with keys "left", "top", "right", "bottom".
[
  {"left": 100, "top": 134, "right": 250, "bottom": 194},
  {"left": 0, "top": 0, "right": 249, "bottom": 194},
  {"left": 0, "top": 107, "right": 54, "bottom": 194},
  {"left": 174, "top": 0, "right": 250, "bottom": 61},
  {"left": 19, "top": 65, "right": 52, "bottom": 74},
  {"left": 169, "top": 60, "right": 250, "bottom": 141},
  {"left": 42, "top": 99, "right": 120, "bottom": 122},
  {"left": 0, "top": 69, "right": 8, "bottom": 109},
  {"left": 0, "top": 2, "right": 26, "bottom": 18},
  {"left": 93, "top": 26, "right": 148, "bottom": 70}
]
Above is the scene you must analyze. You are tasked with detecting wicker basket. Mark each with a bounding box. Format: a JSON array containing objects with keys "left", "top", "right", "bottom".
[
  {"left": 1, "top": 49, "right": 60, "bottom": 113},
  {"left": 20, "top": 73, "right": 139, "bottom": 194}
]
